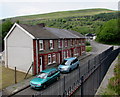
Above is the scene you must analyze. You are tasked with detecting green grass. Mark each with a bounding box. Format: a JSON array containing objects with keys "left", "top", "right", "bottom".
[
  {"left": 0, "top": 65, "right": 32, "bottom": 90},
  {"left": 86, "top": 46, "right": 92, "bottom": 52},
  {"left": 9, "top": 8, "right": 113, "bottom": 22}
]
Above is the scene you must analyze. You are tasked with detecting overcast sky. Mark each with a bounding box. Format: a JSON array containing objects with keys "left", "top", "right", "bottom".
[{"left": 0, "top": 0, "right": 119, "bottom": 19}]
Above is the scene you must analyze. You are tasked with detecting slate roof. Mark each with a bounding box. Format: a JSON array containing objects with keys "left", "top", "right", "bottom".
[{"left": 19, "top": 24, "right": 85, "bottom": 39}]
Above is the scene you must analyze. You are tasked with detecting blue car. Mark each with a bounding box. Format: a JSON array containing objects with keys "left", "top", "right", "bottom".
[
  {"left": 30, "top": 68, "right": 60, "bottom": 89},
  {"left": 58, "top": 57, "right": 80, "bottom": 73}
]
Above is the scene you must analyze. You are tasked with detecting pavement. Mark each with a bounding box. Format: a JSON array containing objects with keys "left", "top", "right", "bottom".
[
  {"left": 95, "top": 54, "right": 119, "bottom": 95},
  {"left": 1, "top": 52, "right": 91, "bottom": 96}
]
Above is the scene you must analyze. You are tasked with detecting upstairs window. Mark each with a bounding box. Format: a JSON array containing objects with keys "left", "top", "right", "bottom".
[
  {"left": 49, "top": 40, "right": 53, "bottom": 50},
  {"left": 58, "top": 40, "right": 62, "bottom": 48},
  {"left": 79, "top": 39, "right": 81, "bottom": 45},
  {"left": 65, "top": 40, "right": 68, "bottom": 47},
  {"left": 39, "top": 40, "right": 44, "bottom": 51},
  {"left": 75, "top": 39, "right": 77, "bottom": 45},
  {"left": 71, "top": 39, "right": 73, "bottom": 46}
]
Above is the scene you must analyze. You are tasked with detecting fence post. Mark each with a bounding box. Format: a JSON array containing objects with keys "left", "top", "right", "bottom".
[
  {"left": 81, "top": 75, "right": 84, "bottom": 97},
  {"left": 88, "top": 60, "right": 90, "bottom": 73},
  {"left": 79, "top": 67, "right": 80, "bottom": 79},
  {"left": 64, "top": 76, "right": 66, "bottom": 92},
  {"left": 15, "top": 67, "right": 17, "bottom": 84}
]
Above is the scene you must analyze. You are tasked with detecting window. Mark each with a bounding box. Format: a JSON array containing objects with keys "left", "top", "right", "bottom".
[
  {"left": 70, "top": 39, "right": 73, "bottom": 46},
  {"left": 72, "top": 58, "right": 78, "bottom": 64},
  {"left": 75, "top": 39, "right": 77, "bottom": 45},
  {"left": 52, "top": 53, "right": 56, "bottom": 63},
  {"left": 74, "top": 48, "right": 78, "bottom": 56},
  {"left": 58, "top": 40, "right": 62, "bottom": 48},
  {"left": 64, "top": 51, "right": 67, "bottom": 59},
  {"left": 65, "top": 40, "right": 68, "bottom": 47},
  {"left": 39, "top": 40, "right": 44, "bottom": 51},
  {"left": 48, "top": 54, "right": 52, "bottom": 65},
  {"left": 49, "top": 40, "right": 53, "bottom": 50},
  {"left": 79, "top": 39, "right": 81, "bottom": 45}
]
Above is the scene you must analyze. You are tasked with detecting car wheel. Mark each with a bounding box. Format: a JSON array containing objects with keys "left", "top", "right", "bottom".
[
  {"left": 43, "top": 84, "right": 46, "bottom": 89},
  {"left": 69, "top": 68, "right": 71, "bottom": 72},
  {"left": 76, "top": 64, "right": 79, "bottom": 68}
]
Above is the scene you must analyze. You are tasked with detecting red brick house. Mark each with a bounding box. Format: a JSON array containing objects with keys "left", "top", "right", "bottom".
[{"left": 4, "top": 23, "right": 85, "bottom": 75}]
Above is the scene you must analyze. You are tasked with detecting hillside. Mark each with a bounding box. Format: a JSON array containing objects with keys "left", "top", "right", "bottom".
[{"left": 8, "top": 8, "right": 113, "bottom": 22}]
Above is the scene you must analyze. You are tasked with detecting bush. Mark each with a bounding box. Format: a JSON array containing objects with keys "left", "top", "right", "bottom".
[{"left": 85, "top": 41, "right": 90, "bottom": 46}]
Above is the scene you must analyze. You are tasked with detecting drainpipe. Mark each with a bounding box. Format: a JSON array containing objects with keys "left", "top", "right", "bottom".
[{"left": 36, "top": 39, "right": 39, "bottom": 74}]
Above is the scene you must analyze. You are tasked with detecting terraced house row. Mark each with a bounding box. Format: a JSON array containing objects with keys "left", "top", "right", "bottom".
[{"left": 4, "top": 23, "right": 86, "bottom": 75}]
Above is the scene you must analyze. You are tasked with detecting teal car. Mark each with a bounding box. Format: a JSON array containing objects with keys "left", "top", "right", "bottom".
[{"left": 30, "top": 68, "right": 60, "bottom": 89}]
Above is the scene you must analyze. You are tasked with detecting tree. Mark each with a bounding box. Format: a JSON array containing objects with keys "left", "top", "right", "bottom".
[
  {"left": 2, "top": 19, "right": 13, "bottom": 38},
  {"left": 96, "top": 19, "right": 120, "bottom": 44},
  {"left": 0, "top": 19, "right": 13, "bottom": 51}
]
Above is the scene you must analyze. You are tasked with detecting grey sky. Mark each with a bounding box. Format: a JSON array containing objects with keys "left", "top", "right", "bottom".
[{"left": 0, "top": 0, "right": 119, "bottom": 19}]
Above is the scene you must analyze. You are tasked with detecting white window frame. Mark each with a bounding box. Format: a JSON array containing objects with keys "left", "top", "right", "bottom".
[
  {"left": 74, "top": 48, "right": 78, "bottom": 56},
  {"left": 58, "top": 40, "right": 61, "bottom": 48},
  {"left": 79, "top": 39, "right": 81, "bottom": 45},
  {"left": 64, "top": 51, "right": 67, "bottom": 59},
  {"left": 52, "top": 53, "right": 56, "bottom": 63},
  {"left": 40, "top": 56, "right": 43, "bottom": 72},
  {"left": 65, "top": 40, "right": 68, "bottom": 47},
  {"left": 50, "top": 40, "right": 53, "bottom": 50},
  {"left": 48, "top": 54, "right": 52, "bottom": 65},
  {"left": 39, "top": 40, "right": 44, "bottom": 51}
]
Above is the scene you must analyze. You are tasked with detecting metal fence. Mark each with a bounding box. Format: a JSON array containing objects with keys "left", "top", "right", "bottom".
[{"left": 33, "top": 46, "right": 120, "bottom": 97}]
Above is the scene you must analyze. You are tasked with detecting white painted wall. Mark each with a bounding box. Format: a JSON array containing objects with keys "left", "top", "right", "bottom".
[{"left": 6, "top": 26, "right": 33, "bottom": 74}]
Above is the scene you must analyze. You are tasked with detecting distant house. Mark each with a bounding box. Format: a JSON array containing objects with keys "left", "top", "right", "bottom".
[
  {"left": 4, "top": 23, "right": 86, "bottom": 75},
  {"left": 85, "top": 33, "right": 96, "bottom": 41}
]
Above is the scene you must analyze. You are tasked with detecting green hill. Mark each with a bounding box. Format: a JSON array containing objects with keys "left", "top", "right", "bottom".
[{"left": 9, "top": 8, "right": 113, "bottom": 22}]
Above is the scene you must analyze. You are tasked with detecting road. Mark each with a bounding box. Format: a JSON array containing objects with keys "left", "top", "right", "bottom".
[{"left": 12, "top": 41, "right": 111, "bottom": 96}]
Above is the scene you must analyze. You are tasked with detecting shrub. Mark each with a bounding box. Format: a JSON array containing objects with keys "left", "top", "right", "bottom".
[{"left": 85, "top": 41, "right": 90, "bottom": 46}]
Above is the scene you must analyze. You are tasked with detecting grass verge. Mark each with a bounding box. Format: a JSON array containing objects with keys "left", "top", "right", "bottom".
[
  {"left": 100, "top": 54, "right": 120, "bottom": 96},
  {"left": 0, "top": 65, "right": 32, "bottom": 91},
  {"left": 86, "top": 46, "right": 92, "bottom": 52}
]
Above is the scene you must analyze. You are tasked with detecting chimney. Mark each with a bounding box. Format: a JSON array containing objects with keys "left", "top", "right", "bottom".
[{"left": 37, "top": 23, "right": 45, "bottom": 27}]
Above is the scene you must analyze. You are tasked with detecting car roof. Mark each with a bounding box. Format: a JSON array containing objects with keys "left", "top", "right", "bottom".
[
  {"left": 64, "top": 57, "right": 77, "bottom": 61},
  {"left": 41, "top": 68, "right": 57, "bottom": 73}
]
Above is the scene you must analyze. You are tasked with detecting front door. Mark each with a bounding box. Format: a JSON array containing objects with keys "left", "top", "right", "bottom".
[{"left": 40, "top": 56, "right": 43, "bottom": 72}]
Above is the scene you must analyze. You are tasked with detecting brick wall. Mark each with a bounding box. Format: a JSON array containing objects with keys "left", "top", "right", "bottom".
[{"left": 33, "top": 38, "right": 86, "bottom": 74}]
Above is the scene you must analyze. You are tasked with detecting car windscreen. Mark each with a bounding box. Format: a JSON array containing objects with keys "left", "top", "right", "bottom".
[
  {"left": 37, "top": 73, "right": 48, "bottom": 79},
  {"left": 61, "top": 60, "right": 71, "bottom": 65}
]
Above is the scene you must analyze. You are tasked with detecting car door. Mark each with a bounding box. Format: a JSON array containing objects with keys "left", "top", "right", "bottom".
[
  {"left": 71, "top": 59, "right": 78, "bottom": 69},
  {"left": 47, "top": 70, "right": 57, "bottom": 84},
  {"left": 70, "top": 60, "right": 75, "bottom": 70},
  {"left": 50, "top": 70, "right": 58, "bottom": 81},
  {"left": 74, "top": 58, "right": 79, "bottom": 68}
]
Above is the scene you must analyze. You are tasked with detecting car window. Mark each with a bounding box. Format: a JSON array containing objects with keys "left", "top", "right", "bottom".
[
  {"left": 50, "top": 70, "right": 58, "bottom": 76},
  {"left": 72, "top": 59, "right": 78, "bottom": 64},
  {"left": 37, "top": 73, "right": 48, "bottom": 79},
  {"left": 61, "top": 60, "right": 71, "bottom": 65}
]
